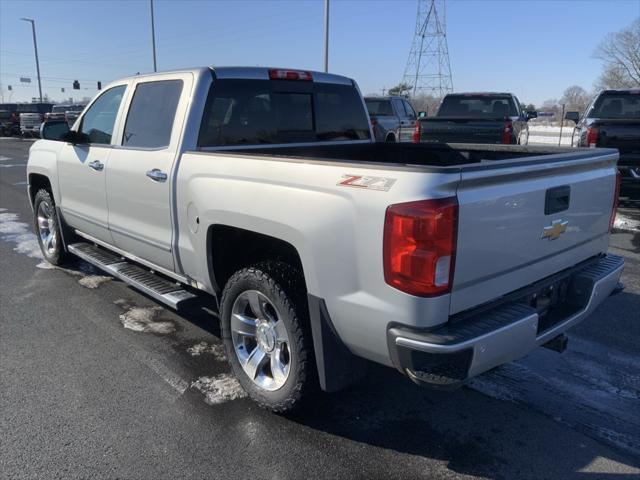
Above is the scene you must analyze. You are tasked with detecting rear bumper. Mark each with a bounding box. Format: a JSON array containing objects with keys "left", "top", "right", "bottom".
[{"left": 387, "top": 254, "right": 624, "bottom": 387}]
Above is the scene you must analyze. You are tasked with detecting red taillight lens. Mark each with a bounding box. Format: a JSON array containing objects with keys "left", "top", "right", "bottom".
[
  {"left": 383, "top": 197, "right": 458, "bottom": 296},
  {"left": 268, "top": 69, "right": 312, "bottom": 81},
  {"left": 609, "top": 170, "right": 621, "bottom": 232},
  {"left": 502, "top": 121, "right": 513, "bottom": 144},
  {"left": 412, "top": 121, "right": 421, "bottom": 143},
  {"left": 586, "top": 127, "right": 599, "bottom": 147}
]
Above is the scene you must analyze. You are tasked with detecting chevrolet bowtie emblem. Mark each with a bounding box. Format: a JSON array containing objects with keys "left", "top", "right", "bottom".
[{"left": 541, "top": 219, "right": 568, "bottom": 240}]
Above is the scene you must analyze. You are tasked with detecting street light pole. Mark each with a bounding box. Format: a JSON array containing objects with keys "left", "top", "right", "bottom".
[
  {"left": 150, "top": 0, "right": 157, "bottom": 72},
  {"left": 323, "top": 0, "right": 329, "bottom": 72},
  {"left": 20, "top": 18, "right": 42, "bottom": 102}
]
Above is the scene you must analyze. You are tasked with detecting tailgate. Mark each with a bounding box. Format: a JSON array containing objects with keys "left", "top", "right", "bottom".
[
  {"left": 450, "top": 149, "right": 618, "bottom": 314},
  {"left": 597, "top": 120, "right": 640, "bottom": 155},
  {"left": 421, "top": 118, "right": 504, "bottom": 144}
]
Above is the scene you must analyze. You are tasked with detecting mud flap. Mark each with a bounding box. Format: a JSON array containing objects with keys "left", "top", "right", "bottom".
[{"left": 307, "top": 294, "right": 366, "bottom": 392}]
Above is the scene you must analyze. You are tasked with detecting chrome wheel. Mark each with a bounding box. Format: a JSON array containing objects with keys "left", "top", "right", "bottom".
[
  {"left": 231, "top": 290, "right": 291, "bottom": 391},
  {"left": 37, "top": 200, "right": 57, "bottom": 256}
]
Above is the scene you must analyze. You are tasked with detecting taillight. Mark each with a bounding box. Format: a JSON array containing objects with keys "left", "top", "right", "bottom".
[
  {"left": 502, "top": 121, "right": 513, "bottom": 144},
  {"left": 609, "top": 170, "right": 621, "bottom": 232},
  {"left": 268, "top": 69, "right": 312, "bottom": 81},
  {"left": 586, "top": 127, "right": 599, "bottom": 147},
  {"left": 412, "top": 121, "right": 421, "bottom": 143},
  {"left": 383, "top": 197, "right": 458, "bottom": 296}
]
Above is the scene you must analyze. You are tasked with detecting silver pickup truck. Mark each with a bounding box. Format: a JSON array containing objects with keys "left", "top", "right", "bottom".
[{"left": 28, "top": 67, "right": 624, "bottom": 412}]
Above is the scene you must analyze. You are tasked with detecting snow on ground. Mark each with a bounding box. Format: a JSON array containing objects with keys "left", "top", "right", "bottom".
[
  {"left": 191, "top": 374, "right": 247, "bottom": 405},
  {"left": 528, "top": 125, "right": 574, "bottom": 146},
  {"left": 614, "top": 212, "right": 640, "bottom": 231},
  {"left": 0, "top": 209, "right": 113, "bottom": 286},
  {"left": 187, "top": 341, "right": 227, "bottom": 361},
  {"left": 114, "top": 299, "right": 175, "bottom": 334}
]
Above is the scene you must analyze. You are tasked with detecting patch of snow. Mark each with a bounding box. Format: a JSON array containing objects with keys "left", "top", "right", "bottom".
[
  {"left": 0, "top": 155, "right": 12, "bottom": 161},
  {"left": 0, "top": 212, "right": 43, "bottom": 259},
  {"left": 116, "top": 301, "right": 175, "bottom": 334},
  {"left": 78, "top": 275, "right": 112, "bottom": 289},
  {"left": 191, "top": 374, "right": 246, "bottom": 405},
  {"left": 187, "top": 341, "right": 227, "bottom": 361},
  {"left": 614, "top": 213, "right": 640, "bottom": 231}
]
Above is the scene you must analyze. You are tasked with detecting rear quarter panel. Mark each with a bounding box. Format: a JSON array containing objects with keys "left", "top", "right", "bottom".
[{"left": 176, "top": 151, "right": 460, "bottom": 365}]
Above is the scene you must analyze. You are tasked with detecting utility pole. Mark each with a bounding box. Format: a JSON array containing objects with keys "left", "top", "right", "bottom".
[
  {"left": 323, "top": 0, "right": 330, "bottom": 72},
  {"left": 150, "top": 0, "right": 157, "bottom": 72},
  {"left": 20, "top": 18, "right": 42, "bottom": 102}
]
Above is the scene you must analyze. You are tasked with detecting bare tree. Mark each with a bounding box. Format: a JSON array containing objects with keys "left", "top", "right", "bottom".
[
  {"left": 594, "top": 19, "right": 640, "bottom": 89},
  {"left": 560, "top": 85, "right": 591, "bottom": 113},
  {"left": 411, "top": 94, "right": 443, "bottom": 116},
  {"left": 388, "top": 83, "right": 412, "bottom": 97}
]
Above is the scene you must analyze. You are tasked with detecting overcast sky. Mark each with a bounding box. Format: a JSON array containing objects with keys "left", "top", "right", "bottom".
[{"left": 1, "top": 0, "right": 638, "bottom": 105}]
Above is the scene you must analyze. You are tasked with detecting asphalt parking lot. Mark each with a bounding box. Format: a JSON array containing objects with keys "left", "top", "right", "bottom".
[{"left": 1, "top": 137, "right": 639, "bottom": 479}]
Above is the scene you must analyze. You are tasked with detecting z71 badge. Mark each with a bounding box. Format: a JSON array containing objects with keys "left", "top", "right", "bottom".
[{"left": 337, "top": 174, "right": 397, "bottom": 192}]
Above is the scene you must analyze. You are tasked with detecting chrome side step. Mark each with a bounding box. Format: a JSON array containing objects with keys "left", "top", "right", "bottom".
[{"left": 68, "top": 242, "right": 197, "bottom": 309}]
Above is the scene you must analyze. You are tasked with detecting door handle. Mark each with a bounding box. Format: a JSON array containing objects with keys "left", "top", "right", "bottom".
[
  {"left": 146, "top": 168, "right": 168, "bottom": 182},
  {"left": 88, "top": 160, "right": 104, "bottom": 171}
]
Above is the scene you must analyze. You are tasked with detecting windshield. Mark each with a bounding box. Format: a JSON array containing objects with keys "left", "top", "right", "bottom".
[
  {"left": 199, "top": 79, "right": 371, "bottom": 147},
  {"left": 591, "top": 92, "right": 640, "bottom": 119},
  {"left": 437, "top": 95, "right": 517, "bottom": 118},
  {"left": 365, "top": 99, "right": 393, "bottom": 116}
]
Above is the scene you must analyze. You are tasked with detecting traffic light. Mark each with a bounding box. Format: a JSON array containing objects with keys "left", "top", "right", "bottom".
[
  {"left": 97, "top": 81, "right": 102, "bottom": 90},
  {"left": 73, "top": 80, "right": 80, "bottom": 90}
]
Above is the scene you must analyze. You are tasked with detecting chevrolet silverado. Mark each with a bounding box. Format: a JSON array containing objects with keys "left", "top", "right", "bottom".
[
  {"left": 417, "top": 92, "right": 537, "bottom": 145},
  {"left": 28, "top": 67, "right": 623, "bottom": 412}
]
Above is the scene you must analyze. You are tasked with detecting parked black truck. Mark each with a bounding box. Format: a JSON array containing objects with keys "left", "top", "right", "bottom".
[
  {"left": 416, "top": 93, "right": 537, "bottom": 145},
  {"left": 566, "top": 89, "right": 640, "bottom": 196}
]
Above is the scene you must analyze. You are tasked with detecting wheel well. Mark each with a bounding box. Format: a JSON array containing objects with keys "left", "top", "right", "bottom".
[
  {"left": 28, "top": 174, "right": 52, "bottom": 205},
  {"left": 208, "top": 224, "right": 305, "bottom": 293}
]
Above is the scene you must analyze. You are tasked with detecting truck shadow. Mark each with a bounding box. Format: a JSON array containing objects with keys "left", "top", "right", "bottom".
[{"left": 284, "top": 359, "right": 640, "bottom": 479}]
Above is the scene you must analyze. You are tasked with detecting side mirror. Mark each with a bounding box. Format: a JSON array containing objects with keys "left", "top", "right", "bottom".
[
  {"left": 565, "top": 111, "right": 580, "bottom": 123},
  {"left": 525, "top": 110, "right": 538, "bottom": 120},
  {"left": 418, "top": 111, "right": 427, "bottom": 118},
  {"left": 40, "top": 120, "right": 70, "bottom": 141}
]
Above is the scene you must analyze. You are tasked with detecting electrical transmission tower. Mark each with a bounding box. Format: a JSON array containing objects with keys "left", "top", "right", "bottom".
[{"left": 402, "top": 0, "right": 453, "bottom": 98}]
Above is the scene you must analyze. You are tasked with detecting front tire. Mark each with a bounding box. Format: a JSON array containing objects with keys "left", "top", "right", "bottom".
[
  {"left": 220, "top": 261, "right": 315, "bottom": 412},
  {"left": 33, "top": 189, "right": 69, "bottom": 266}
]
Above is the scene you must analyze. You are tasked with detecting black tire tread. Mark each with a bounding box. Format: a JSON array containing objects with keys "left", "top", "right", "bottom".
[{"left": 220, "top": 260, "right": 316, "bottom": 413}]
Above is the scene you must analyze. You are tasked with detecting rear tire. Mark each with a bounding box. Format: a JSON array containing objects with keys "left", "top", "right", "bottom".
[
  {"left": 386, "top": 133, "right": 396, "bottom": 143},
  {"left": 33, "top": 189, "right": 69, "bottom": 266},
  {"left": 220, "top": 261, "right": 316, "bottom": 412}
]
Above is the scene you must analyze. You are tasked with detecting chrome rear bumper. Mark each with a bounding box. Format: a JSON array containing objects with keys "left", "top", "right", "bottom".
[{"left": 387, "top": 254, "right": 624, "bottom": 387}]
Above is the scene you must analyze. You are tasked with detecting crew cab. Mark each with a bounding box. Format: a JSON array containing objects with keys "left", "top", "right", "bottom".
[
  {"left": 566, "top": 89, "right": 640, "bottom": 194},
  {"left": 28, "top": 67, "right": 623, "bottom": 412},
  {"left": 364, "top": 96, "right": 419, "bottom": 142},
  {"left": 417, "top": 92, "right": 536, "bottom": 145}
]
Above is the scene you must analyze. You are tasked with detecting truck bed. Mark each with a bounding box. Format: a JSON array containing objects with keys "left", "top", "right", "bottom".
[{"left": 214, "top": 142, "right": 615, "bottom": 171}]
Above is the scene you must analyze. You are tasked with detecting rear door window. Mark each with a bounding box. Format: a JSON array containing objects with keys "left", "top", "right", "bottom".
[
  {"left": 438, "top": 95, "right": 517, "bottom": 118},
  {"left": 592, "top": 93, "right": 640, "bottom": 119},
  {"left": 198, "top": 79, "right": 370, "bottom": 147},
  {"left": 122, "top": 80, "right": 183, "bottom": 148}
]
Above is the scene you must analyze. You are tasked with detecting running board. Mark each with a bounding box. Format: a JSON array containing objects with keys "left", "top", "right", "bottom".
[{"left": 68, "top": 242, "right": 197, "bottom": 309}]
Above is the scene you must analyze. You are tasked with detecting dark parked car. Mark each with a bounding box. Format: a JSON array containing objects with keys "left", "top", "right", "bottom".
[
  {"left": 416, "top": 93, "right": 536, "bottom": 145},
  {"left": 566, "top": 89, "right": 640, "bottom": 195},
  {"left": 364, "top": 96, "right": 419, "bottom": 142}
]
